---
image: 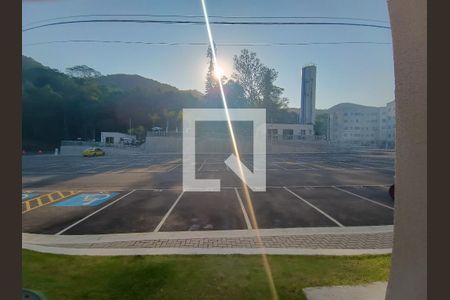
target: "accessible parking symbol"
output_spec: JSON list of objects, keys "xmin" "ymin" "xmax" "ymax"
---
[
  {"xmin": 22, "ymin": 192, "xmax": 38, "ymax": 201},
  {"xmin": 53, "ymin": 192, "xmax": 119, "ymax": 207}
]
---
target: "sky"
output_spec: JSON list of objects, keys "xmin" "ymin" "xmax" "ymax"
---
[{"xmin": 22, "ymin": 0, "xmax": 395, "ymax": 109}]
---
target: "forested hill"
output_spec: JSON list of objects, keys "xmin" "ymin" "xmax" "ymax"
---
[
  {"xmin": 21, "ymin": 56, "xmax": 204, "ymax": 150},
  {"xmin": 22, "ymin": 53, "xmax": 299, "ymax": 151}
]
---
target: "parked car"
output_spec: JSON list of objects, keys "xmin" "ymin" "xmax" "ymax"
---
[
  {"xmin": 82, "ymin": 147, "xmax": 105, "ymax": 157},
  {"xmin": 389, "ymin": 184, "xmax": 395, "ymax": 201}
]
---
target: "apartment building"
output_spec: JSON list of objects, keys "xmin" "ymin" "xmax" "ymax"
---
[{"xmin": 328, "ymin": 101, "xmax": 395, "ymax": 148}]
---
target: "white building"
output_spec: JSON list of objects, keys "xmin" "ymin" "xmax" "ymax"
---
[
  {"xmin": 379, "ymin": 100, "xmax": 396, "ymax": 148},
  {"xmin": 267, "ymin": 123, "xmax": 314, "ymax": 141},
  {"xmin": 100, "ymin": 132, "xmax": 136, "ymax": 145},
  {"xmin": 328, "ymin": 101, "xmax": 395, "ymax": 148}
]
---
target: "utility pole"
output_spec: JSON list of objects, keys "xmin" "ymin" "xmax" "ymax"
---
[
  {"xmin": 129, "ymin": 117, "xmax": 132, "ymax": 135},
  {"xmin": 327, "ymin": 113, "xmax": 331, "ymax": 142}
]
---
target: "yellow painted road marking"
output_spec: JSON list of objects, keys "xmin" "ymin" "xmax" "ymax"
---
[
  {"xmin": 48, "ymin": 193, "xmax": 55, "ymax": 202},
  {"xmin": 22, "ymin": 191, "xmax": 79, "ymax": 214}
]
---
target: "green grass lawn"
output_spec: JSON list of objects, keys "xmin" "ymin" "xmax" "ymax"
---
[{"xmin": 23, "ymin": 250, "xmax": 391, "ymax": 300}]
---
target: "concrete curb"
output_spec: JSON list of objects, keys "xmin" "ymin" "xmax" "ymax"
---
[
  {"xmin": 23, "ymin": 225, "xmax": 393, "ymax": 245},
  {"xmin": 22, "ymin": 243, "xmax": 392, "ymax": 256},
  {"xmin": 303, "ymin": 282, "xmax": 388, "ymax": 300},
  {"xmin": 22, "ymin": 226, "xmax": 393, "ymax": 256}
]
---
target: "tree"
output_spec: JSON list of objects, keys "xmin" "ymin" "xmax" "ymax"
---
[
  {"xmin": 232, "ymin": 49, "xmax": 287, "ymax": 121},
  {"xmin": 22, "ymin": 56, "xmax": 208, "ymax": 150},
  {"xmin": 260, "ymin": 67, "xmax": 286, "ymax": 122},
  {"xmin": 232, "ymin": 49, "xmax": 265, "ymax": 106},
  {"xmin": 162, "ymin": 110, "xmax": 178, "ymax": 132},
  {"xmin": 128, "ymin": 125, "xmax": 146, "ymax": 141},
  {"xmin": 314, "ymin": 113, "xmax": 330, "ymax": 137},
  {"xmin": 148, "ymin": 112, "xmax": 162, "ymax": 128},
  {"xmin": 205, "ymin": 43, "xmax": 218, "ymax": 94},
  {"xmin": 223, "ymin": 80, "xmax": 248, "ymax": 108},
  {"xmin": 66, "ymin": 65, "xmax": 102, "ymax": 78},
  {"xmin": 175, "ymin": 111, "xmax": 183, "ymax": 132}
]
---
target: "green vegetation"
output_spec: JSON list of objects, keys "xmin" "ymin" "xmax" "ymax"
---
[
  {"xmin": 314, "ymin": 113, "xmax": 330, "ymax": 137},
  {"xmin": 22, "ymin": 56, "xmax": 203, "ymax": 150},
  {"xmin": 22, "ymin": 49, "xmax": 298, "ymax": 151},
  {"xmin": 204, "ymin": 49, "xmax": 298, "ymax": 124},
  {"xmin": 23, "ymin": 250, "xmax": 391, "ymax": 300}
]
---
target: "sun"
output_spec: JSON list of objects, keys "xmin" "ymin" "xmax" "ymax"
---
[{"xmin": 213, "ymin": 64, "xmax": 225, "ymax": 79}]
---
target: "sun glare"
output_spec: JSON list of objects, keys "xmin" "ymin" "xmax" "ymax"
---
[{"xmin": 214, "ymin": 64, "xmax": 225, "ymax": 79}]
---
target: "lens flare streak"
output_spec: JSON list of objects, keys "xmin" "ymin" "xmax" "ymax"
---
[{"xmin": 200, "ymin": 1, "xmax": 279, "ymax": 299}]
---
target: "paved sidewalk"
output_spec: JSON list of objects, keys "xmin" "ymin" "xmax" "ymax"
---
[
  {"xmin": 23, "ymin": 226, "xmax": 393, "ymax": 256},
  {"xmin": 41, "ymin": 232, "xmax": 392, "ymax": 249},
  {"xmin": 303, "ymin": 282, "xmax": 387, "ymax": 300}
]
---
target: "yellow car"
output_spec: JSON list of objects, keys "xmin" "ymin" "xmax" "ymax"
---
[{"xmin": 82, "ymin": 147, "xmax": 105, "ymax": 157}]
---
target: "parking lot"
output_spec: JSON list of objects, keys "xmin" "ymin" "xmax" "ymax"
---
[{"xmin": 22, "ymin": 151, "xmax": 395, "ymax": 235}]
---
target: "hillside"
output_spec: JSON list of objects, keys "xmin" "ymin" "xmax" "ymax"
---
[
  {"xmin": 21, "ymin": 55, "xmax": 301, "ymax": 150},
  {"xmin": 96, "ymin": 74, "xmax": 204, "ymax": 100},
  {"xmin": 21, "ymin": 56, "xmax": 204, "ymax": 150},
  {"xmin": 22, "ymin": 56, "xmax": 45, "ymax": 70},
  {"xmin": 96, "ymin": 74, "xmax": 179, "ymax": 94}
]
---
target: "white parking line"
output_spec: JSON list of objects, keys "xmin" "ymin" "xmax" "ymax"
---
[
  {"xmin": 198, "ymin": 159, "xmax": 206, "ymax": 172},
  {"xmin": 332, "ymin": 186, "xmax": 394, "ymax": 210},
  {"xmin": 83, "ymin": 165, "xmax": 108, "ymax": 172},
  {"xmin": 336, "ymin": 161, "xmax": 393, "ymax": 170},
  {"xmin": 273, "ymin": 162, "xmax": 289, "ymax": 171},
  {"xmin": 272, "ymin": 162, "xmax": 318, "ymax": 171},
  {"xmin": 304, "ymin": 162, "xmax": 338, "ymax": 171},
  {"xmin": 234, "ymin": 188, "xmax": 252, "ymax": 230},
  {"xmin": 283, "ymin": 187, "xmax": 345, "ymax": 227},
  {"xmin": 167, "ymin": 164, "xmax": 181, "ymax": 172},
  {"xmin": 55, "ymin": 190, "xmax": 136, "ymax": 235},
  {"xmin": 153, "ymin": 191, "xmax": 185, "ymax": 232}
]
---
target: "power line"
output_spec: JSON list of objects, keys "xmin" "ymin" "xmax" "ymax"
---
[
  {"xmin": 24, "ymin": 13, "xmax": 389, "ymax": 27},
  {"xmin": 22, "ymin": 19, "xmax": 391, "ymax": 32},
  {"xmin": 22, "ymin": 39, "xmax": 392, "ymax": 48}
]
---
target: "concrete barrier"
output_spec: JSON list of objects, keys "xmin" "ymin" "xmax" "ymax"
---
[
  {"xmin": 60, "ymin": 145, "xmax": 145, "ymax": 156},
  {"xmin": 143, "ymin": 136, "xmax": 364, "ymax": 154},
  {"xmin": 61, "ymin": 138, "xmax": 385, "ymax": 156}
]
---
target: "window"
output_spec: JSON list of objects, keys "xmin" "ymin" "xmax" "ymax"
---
[{"xmin": 283, "ymin": 129, "xmax": 294, "ymax": 140}]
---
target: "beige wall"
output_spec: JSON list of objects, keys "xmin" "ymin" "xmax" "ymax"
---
[
  {"xmin": 385, "ymin": 0, "xmax": 427, "ymax": 299},
  {"xmin": 143, "ymin": 136, "xmax": 349, "ymax": 154},
  {"xmin": 267, "ymin": 123, "xmax": 314, "ymax": 136}
]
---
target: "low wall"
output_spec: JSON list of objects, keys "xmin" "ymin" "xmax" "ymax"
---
[
  {"xmin": 60, "ymin": 138, "xmax": 384, "ymax": 156},
  {"xmin": 143, "ymin": 136, "xmax": 359, "ymax": 154},
  {"xmin": 141, "ymin": 137, "xmax": 182, "ymax": 154},
  {"xmin": 59, "ymin": 145, "xmax": 145, "ymax": 156}
]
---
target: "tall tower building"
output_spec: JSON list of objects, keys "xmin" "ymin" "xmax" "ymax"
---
[{"xmin": 299, "ymin": 65, "xmax": 317, "ymax": 124}]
